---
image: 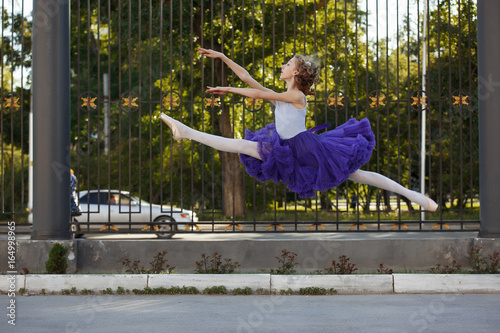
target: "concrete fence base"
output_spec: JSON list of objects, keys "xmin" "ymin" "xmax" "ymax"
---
[
  {"xmin": 2, "ymin": 274, "xmax": 500, "ymax": 295},
  {"xmin": 2, "ymin": 233, "xmax": 499, "ymax": 275}
]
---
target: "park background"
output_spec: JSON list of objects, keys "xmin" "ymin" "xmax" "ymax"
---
[{"xmin": 1, "ymin": 0, "xmax": 478, "ymax": 232}]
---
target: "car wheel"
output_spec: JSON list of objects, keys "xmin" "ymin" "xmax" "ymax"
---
[
  {"xmin": 72, "ymin": 218, "xmax": 84, "ymax": 239},
  {"xmin": 153, "ymin": 216, "xmax": 177, "ymax": 238}
]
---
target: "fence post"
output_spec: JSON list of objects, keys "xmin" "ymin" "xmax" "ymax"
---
[
  {"xmin": 478, "ymin": 0, "xmax": 500, "ymax": 238},
  {"xmin": 31, "ymin": 0, "xmax": 72, "ymax": 240}
]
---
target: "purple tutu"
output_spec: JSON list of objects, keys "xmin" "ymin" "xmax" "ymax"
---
[{"xmin": 239, "ymin": 118, "xmax": 376, "ymax": 198}]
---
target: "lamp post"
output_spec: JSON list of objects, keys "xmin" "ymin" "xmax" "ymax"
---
[{"xmin": 31, "ymin": 0, "xmax": 72, "ymax": 239}]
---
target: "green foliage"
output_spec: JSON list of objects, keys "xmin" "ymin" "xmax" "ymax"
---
[
  {"xmin": 80, "ymin": 289, "xmax": 94, "ymax": 295},
  {"xmin": 299, "ymin": 287, "xmax": 337, "ymax": 295},
  {"xmin": 271, "ymin": 249, "xmax": 298, "ymax": 275},
  {"xmin": 60, "ymin": 288, "xmax": 79, "ymax": 295},
  {"xmin": 468, "ymin": 245, "xmax": 500, "ymax": 274},
  {"xmin": 45, "ymin": 243, "xmax": 69, "ymax": 274},
  {"xmin": 131, "ymin": 286, "xmax": 200, "ymax": 295},
  {"xmin": 0, "ymin": 144, "xmax": 29, "ymax": 220},
  {"xmin": 194, "ymin": 252, "xmax": 241, "ymax": 274},
  {"xmin": 67, "ymin": 0, "xmax": 373, "ymax": 214},
  {"xmin": 2, "ymin": 1, "xmax": 478, "ymax": 219},
  {"xmin": 204, "ymin": 286, "xmax": 227, "ymax": 295},
  {"xmin": 255, "ymin": 288, "xmax": 269, "ymax": 295},
  {"xmin": 100, "ymin": 288, "xmax": 113, "ymax": 295},
  {"xmin": 278, "ymin": 288, "xmax": 293, "ymax": 295},
  {"xmin": 232, "ymin": 287, "xmax": 253, "ymax": 295}
]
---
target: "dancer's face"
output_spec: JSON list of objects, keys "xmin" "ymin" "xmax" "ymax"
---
[{"xmin": 280, "ymin": 57, "xmax": 298, "ymax": 81}]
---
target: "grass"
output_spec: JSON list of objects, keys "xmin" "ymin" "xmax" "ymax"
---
[
  {"xmin": 196, "ymin": 208, "xmax": 480, "ymax": 233},
  {"xmin": 197, "ymin": 199, "xmax": 479, "ymax": 223}
]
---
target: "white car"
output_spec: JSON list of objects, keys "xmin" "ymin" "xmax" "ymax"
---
[{"xmin": 75, "ymin": 190, "xmax": 198, "ymax": 238}]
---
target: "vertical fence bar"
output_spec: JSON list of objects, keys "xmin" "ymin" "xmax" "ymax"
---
[{"xmin": 32, "ymin": 0, "xmax": 71, "ymax": 239}]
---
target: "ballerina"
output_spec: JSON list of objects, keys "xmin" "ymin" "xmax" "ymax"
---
[{"xmin": 160, "ymin": 47, "xmax": 438, "ymax": 211}]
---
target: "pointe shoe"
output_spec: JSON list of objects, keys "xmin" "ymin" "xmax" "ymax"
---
[
  {"xmin": 422, "ymin": 196, "xmax": 438, "ymax": 212},
  {"xmin": 160, "ymin": 113, "xmax": 183, "ymax": 141}
]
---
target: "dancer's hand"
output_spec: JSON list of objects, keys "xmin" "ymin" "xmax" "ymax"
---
[
  {"xmin": 206, "ymin": 86, "xmax": 230, "ymax": 95},
  {"xmin": 198, "ymin": 47, "xmax": 224, "ymax": 59}
]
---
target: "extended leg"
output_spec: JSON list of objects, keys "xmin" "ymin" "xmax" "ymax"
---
[
  {"xmin": 160, "ymin": 113, "xmax": 262, "ymax": 160},
  {"xmin": 348, "ymin": 169, "xmax": 438, "ymax": 211}
]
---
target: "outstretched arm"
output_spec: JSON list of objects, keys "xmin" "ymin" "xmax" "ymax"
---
[
  {"xmin": 198, "ymin": 48, "xmax": 273, "ymax": 95},
  {"xmin": 206, "ymin": 86, "xmax": 304, "ymax": 107}
]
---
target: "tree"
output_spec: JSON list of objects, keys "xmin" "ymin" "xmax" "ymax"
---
[{"xmin": 1, "ymin": 9, "xmax": 31, "ymax": 218}]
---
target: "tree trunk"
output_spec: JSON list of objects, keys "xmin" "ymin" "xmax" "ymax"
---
[
  {"xmin": 194, "ymin": 9, "xmax": 246, "ymax": 217},
  {"xmin": 218, "ymin": 106, "xmax": 245, "ymax": 217}
]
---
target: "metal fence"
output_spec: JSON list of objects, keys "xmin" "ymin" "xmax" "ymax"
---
[{"xmin": 1, "ymin": 0, "xmax": 479, "ymax": 235}]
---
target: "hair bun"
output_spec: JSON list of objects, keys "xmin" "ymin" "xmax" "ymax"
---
[{"xmin": 293, "ymin": 55, "xmax": 320, "ymax": 96}]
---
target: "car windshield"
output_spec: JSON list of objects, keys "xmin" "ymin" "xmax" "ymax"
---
[{"xmin": 131, "ymin": 195, "xmax": 150, "ymax": 205}]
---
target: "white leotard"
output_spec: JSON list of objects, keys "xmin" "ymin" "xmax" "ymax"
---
[{"xmin": 275, "ymin": 101, "xmax": 307, "ymax": 139}]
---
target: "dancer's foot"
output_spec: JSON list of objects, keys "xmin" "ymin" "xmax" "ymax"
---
[
  {"xmin": 160, "ymin": 113, "xmax": 183, "ymax": 141},
  {"xmin": 421, "ymin": 196, "xmax": 438, "ymax": 212}
]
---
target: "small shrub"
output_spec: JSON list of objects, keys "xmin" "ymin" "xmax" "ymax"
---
[
  {"xmin": 122, "ymin": 258, "xmax": 144, "ymax": 274},
  {"xmin": 271, "ymin": 249, "xmax": 298, "ymax": 275},
  {"xmin": 40, "ymin": 289, "xmax": 46, "ymax": 295},
  {"xmin": 468, "ymin": 245, "xmax": 500, "ymax": 274},
  {"xmin": 430, "ymin": 260, "xmax": 462, "ymax": 274},
  {"xmin": 204, "ymin": 286, "xmax": 227, "ymax": 295},
  {"xmin": 122, "ymin": 251, "xmax": 175, "ymax": 274},
  {"xmin": 177, "ymin": 286, "xmax": 199, "ymax": 295},
  {"xmin": 101, "ymin": 288, "xmax": 113, "ymax": 295},
  {"xmin": 131, "ymin": 286, "xmax": 199, "ymax": 295},
  {"xmin": 299, "ymin": 287, "xmax": 337, "ymax": 295},
  {"xmin": 377, "ymin": 263, "xmax": 394, "ymax": 274},
  {"xmin": 140, "ymin": 287, "xmax": 154, "ymax": 295},
  {"xmin": 116, "ymin": 286, "xmax": 125, "ymax": 294},
  {"xmin": 80, "ymin": 289, "xmax": 94, "ymax": 295},
  {"xmin": 148, "ymin": 251, "xmax": 175, "ymax": 274},
  {"xmin": 278, "ymin": 288, "xmax": 293, "ymax": 295},
  {"xmin": 321, "ymin": 255, "xmax": 358, "ymax": 275},
  {"xmin": 255, "ymin": 288, "xmax": 268, "ymax": 295},
  {"xmin": 194, "ymin": 252, "xmax": 240, "ymax": 274},
  {"xmin": 18, "ymin": 288, "xmax": 26, "ymax": 294},
  {"xmin": 61, "ymin": 289, "xmax": 71, "ymax": 295},
  {"xmin": 233, "ymin": 287, "xmax": 253, "ymax": 295},
  {"xmin": 150, "ymin": 287, "xmax": 168, "ymax": 294},
  {"xmin": 70, "ymin": 287, "xmax": 78, "ymax": 294},
  {"xmin": 45, "ymin": 243, "xmax": 69, "ymax": 274}
]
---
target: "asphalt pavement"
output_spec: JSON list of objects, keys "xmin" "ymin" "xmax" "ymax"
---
[{"xmin": 1, "ymin": 294, "xmax": 499, "ymax": 333}]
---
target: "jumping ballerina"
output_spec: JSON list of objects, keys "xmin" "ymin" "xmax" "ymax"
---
[{"xmin": 160, "ymin": 48, "xmax": 438, "ymax": 211}]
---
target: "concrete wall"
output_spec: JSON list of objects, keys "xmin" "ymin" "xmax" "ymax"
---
[{"xmin": 2, "ymin": 235, "xmax": 498, "ymax": 274}]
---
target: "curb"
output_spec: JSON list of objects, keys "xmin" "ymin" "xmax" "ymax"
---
[
  {"xmin": 2, "ymin": 274, "xmax": 500, "ymax": 294},
  {"xmin": 271, "ymin": 275, "xmax": 393, "ymax": 294},
  {"xmin": 148, "ymin": 274, "xmax": 270, "ymax": 292},
  {"xmin": 393, "ymin": 274, "xmax": 500, "ymax": 294}
]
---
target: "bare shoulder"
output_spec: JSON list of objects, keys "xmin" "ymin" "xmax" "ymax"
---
[{"xmin": 290, "ymin": 90, "xmax": 307, "ymax": 109}]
